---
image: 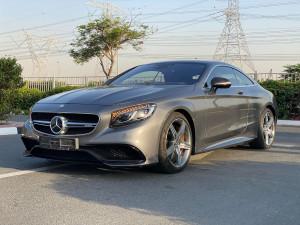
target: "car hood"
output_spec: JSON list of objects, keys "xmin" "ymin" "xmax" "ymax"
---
[{"xmin": 37, "ymin": 85, "xmax": 184, "ymax": 106}]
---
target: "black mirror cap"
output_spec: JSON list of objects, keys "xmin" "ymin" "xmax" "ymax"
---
[{"xmin": 210, "ymin": 77, "xmax": 231, "ymax": 91}]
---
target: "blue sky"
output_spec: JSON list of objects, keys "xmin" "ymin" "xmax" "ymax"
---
[{"xmin": 1, "ymin": 0, "xmax": 300, "ymax": 76}]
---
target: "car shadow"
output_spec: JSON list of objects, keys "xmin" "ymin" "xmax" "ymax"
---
[{"xmin": 42, "ymin": 150, "xmax": 300, "ymax": 225}]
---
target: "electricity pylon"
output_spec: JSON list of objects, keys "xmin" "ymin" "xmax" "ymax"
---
[
  {"xmin": 213, "ymin": 0, "xmax": 255, "ymax": 72},
  {"xmin": 10, "ymin": 29, "xmax": 66, "ymax": 77},
  {"xmin": 85, "ymin": 0, "xmax": 126, "ymax": 20}
]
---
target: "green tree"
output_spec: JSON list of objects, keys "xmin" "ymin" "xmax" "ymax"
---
[
  {"xmin": 0, "ymin": 57, "xmax": 24, "ymax": 89},
  {"xmin": 282, "ymin": 64, "xmax": 300, "ymax": 81},
  {"xmin": 0, "ymin": 57, "xmax": 24, "ymax": 120},
  {"xmin": 70, "ymin": 14, "xmax": 155, "ymax": 79}
]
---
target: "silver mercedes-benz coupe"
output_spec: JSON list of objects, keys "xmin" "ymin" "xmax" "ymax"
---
[{"xmin": 21, "ymin": 60, "xmax": 277, "ymax": 173}]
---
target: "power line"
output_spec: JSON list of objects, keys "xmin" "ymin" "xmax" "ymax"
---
[{"xmin": 0, "ymin": 16, "xmax": 88, "ymax": 36}]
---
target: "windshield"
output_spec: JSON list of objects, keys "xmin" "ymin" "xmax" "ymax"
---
[{"xmin": 110, "ymin": 62, "xmax": 206, "ymax": 85}]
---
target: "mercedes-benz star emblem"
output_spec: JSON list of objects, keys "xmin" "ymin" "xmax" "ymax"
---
[{"xmin": 50, "ymin": 116, "xmax": 67, "ymax": 135}]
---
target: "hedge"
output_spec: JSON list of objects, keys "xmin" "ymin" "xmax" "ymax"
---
[
  {"xmin": 1, "ymin": 81, "xmax": 300, "ymax": 120},
  {"xmin": 259, "ymin": 80, "xmax": 300, "ymax": 120},
  {"xmin": 0, "ymin": 86, "xmax": 84, "ymax": 117}
]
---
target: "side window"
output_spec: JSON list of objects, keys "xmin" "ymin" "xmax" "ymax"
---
[
  {"xmin": 206, "ymin": 67, "xmax": 238, "ymax": 87},
  {"xmin": 233, "ymin": 69, "xmax": 254, "ymax": 86}
]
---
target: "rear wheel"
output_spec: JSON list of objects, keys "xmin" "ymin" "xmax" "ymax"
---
[
  {"xmin": 157, "ymin": 112, "xmax": 193, "ymax": 173},
  {"xmin": 250, "ymin": 108, "xmax": 275, "ymax": 149}
]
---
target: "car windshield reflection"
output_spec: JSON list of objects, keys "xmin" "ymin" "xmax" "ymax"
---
[{"xmin": 110, "ymin": 62, "xmax": 206, "ymax": 86}]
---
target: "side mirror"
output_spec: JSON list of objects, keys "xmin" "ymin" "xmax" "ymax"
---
[
  {"xmin": 103, "ymin": 78, "xmax": 112, "ymax": 85},
  {"xmin": 210, "ymin": 77, "xmax": 231, "ymax": 92}
]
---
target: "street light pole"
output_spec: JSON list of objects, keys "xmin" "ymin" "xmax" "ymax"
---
[{"xmin": 57, "ymin": 61, "xmax": 60, "ymax": 76}]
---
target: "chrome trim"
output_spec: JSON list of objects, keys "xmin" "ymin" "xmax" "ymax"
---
[
  {"xmin": 31, "ymin": 112, "xmax": 100, "ymax": 136},
  {"xmin": 65, "ymin": 122, "xmax": 97, "ymax": 128},
  {"xmin": 33, "ymin": 120, "xmax": 51, "ymax": 125},
  {"xmin": 33, "ymin": 120, "xmax": 97, "ymax": 128}
]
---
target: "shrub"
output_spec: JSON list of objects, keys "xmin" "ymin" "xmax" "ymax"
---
[
  {"xmin": 0, "ymin": 57, "xmax": 24, "ymax": 89},
  {"xmin": 6, "ymin": 86, "xmax": 84, "ymax": 114},
  {"xmin": 11, "ymin": 87, "xmax": 44, "ymax": 111},
  {"xmin": 0, "ymin": 89, "xmax": 12, "ymax": 120},
  {"xmin": 87, "ymin": 80, "xmax": 104, "ymax": 86},
  {"xmin": 259, "ymin": 80, "xmax": 300, "ymax": 120},
  {"xmin": 44, "ymin": 86, "xmax": 84, "ymax": 97}
]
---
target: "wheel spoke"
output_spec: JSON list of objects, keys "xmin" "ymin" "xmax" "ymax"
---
[
  {"xmin": 177, "ymin": 122, "xmax": 186, "ymax": 141},
  {"xmin": 264, "ymin": 114, "xmax": 268, "ymax": 124},
  {"xmin": 269, "ymin": 131, "xmax": 274, "ymax": 138},
  {"xmin": 179, "ymin": 141, "xmax": 191, "ymax": 150},
  {"xmin": 264, "ymin": 131, "xmax": 269, "ymax": 144},
  {"xmin": 166, "ymin": 145, "xmax": 176, "ymax": 156},
  {"xmin": 169, "ymin": 124, "xmax": 177, "ymax": 139},
  {"xmin": 267, "ymin": 117, "xmax": 273, "ymax": 127},
  {"xmin": 176, "ymin": 148, "xmax": 182, "ymax": 166}
]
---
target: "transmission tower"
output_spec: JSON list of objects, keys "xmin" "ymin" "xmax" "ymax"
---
[
  {"xmin": 85, "ymin": 0, "xmax": 126, "ymax": 20},
  {"xmin": 10, "ymin": 29, "xmax": 66, "ymax": 77},
  {"xmin": 213, "ymin": 0, "xmax": 255, "ymax": 72}
]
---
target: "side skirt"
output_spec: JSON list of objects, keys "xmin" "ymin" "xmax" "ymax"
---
[{"xmin": 195, "ymin": 136, "xmax": 254, "ymax": 153}]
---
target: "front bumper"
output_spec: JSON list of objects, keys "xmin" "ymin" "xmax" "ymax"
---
[
  {"xmin": 21, "ymin": 101, "xmax": 168, "ymax": 166},
  {"xmin": 22, "ymin": 136, "xmax": 146, "ymax": 167}
]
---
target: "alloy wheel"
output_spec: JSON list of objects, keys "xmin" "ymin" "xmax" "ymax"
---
[
  {"xmin": 165, "ymin": 118, "xmax": 192, "ymax": 168},
  {"xmin": 262, "ymin": 111, "xmax": 275, "ymax": 146}
]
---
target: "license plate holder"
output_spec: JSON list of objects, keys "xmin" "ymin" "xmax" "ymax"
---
[{"xmin": 39, "ymin": 136, "xmax": 79, "ymax": 151}]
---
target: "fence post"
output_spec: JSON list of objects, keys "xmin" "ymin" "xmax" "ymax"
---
[
  {"xmin": 254, "ymin": 71, "xmax": 258, "ymax": 81},
  {"xmin": 84, "ymin": 75, "xmax": 87, "ymax": 86},
  {"xmin": 52, "ymin": 74, "xmax": 56, "ymax": 89}
]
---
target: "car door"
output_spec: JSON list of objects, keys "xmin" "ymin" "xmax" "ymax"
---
[
  {"xmin": 233, "ymin": 69, "xmax": 256, "ymax": 129},
  {"xmin": 204, "ymin": 66, "xmax": 247, "ymax": 144}
]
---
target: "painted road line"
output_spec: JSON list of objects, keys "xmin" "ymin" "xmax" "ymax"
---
[
  {"xmin": 0, "ymin": 127, "xmax": 18, "ymax": 136},
  {"xmin": 0, "ymin": 163, "xmax": 73, "ymax": 179}
]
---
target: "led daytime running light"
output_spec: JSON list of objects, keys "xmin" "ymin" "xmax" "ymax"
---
[{"xmin": 111, "ymin": 103, "xmax": 150, "ymax": 120}]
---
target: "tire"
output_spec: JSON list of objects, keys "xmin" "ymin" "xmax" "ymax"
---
[
  {"xmin": 249, "ymin": 108, "xmax": 276, "ymax": 149},
  {"xmin": 157, "ymin": 112, "xmax": 193, "ymax": 173}
]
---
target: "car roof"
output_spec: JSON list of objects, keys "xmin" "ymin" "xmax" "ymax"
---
[
  {"xmin": 143, "ymin": 60, "xmax": 249, "ymax": 73},
  {"xmin": 143, "ymin": 60, "xmax": 232, "ymax": 67}
]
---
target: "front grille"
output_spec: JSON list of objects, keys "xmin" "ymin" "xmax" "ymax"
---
[
  {"xmin": 30, "ymin": 147, "xmax": 100, "ymax": 163},
  {"xmin": 32, "ymin": 112, "xmax": 99, "ymax": 135}
]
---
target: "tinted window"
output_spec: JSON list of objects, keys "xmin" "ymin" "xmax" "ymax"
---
[
  {"xmin": 206, "ymin": 66, "xmax": 238, "ymax": 87},
  {"xmin": 233, "ymin": 69, "xmax": 254, "ymax": 86},
  {"xmin": 110, "ymin": 63, "xmax": 206, "ymax": 85}
]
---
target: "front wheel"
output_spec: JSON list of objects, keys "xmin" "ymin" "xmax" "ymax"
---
[
  {"xmin": 157, "ymin": 112, "xmax": 193, "ymax": 173},
  {"xmin": 250, "ymin": 108, "xmax": 276, "ymax": 149}
]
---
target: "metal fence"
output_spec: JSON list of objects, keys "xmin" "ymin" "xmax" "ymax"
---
[
  {"xmin": 248, "ymin": 73, "xmax": 300, "ymax": 82},
  {"xmin": 23, "ymin": 76, "xmax": 108, "ymax": 92},
  {"xmin": 23, "ymin": 73, "xmax": 299, "ymax": 92}
]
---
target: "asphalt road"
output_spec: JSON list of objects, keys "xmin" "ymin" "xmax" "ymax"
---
[{"xmin": 0, "ymin": 126, "xmax": 299, "ymax": 225}]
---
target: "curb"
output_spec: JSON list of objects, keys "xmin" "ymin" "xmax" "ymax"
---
[
  {"xmin": 0, "ymin": 126, "xmax": 23, "ymax": 135},
  {"xmin": 0, "ymin": 122, "xmax": 24, "ymax": 136},
  {"xmin": 277, "ymin": 120, "xmax": 300, "ymax": 126},
  {"xmin": 0, "ymin": 120, "xmax": 299, "ymax": 136}
]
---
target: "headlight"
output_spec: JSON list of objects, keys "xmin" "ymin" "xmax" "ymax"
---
[
  {"xmin": 110, "ymin": 103, "xmax": 156, "ymax": 127},
  {"xmin": 28, "ymin": 106, "xmax": 33, "ymax": 124}
]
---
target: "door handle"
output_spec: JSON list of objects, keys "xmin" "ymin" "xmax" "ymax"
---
[{"xmin": 236, "ymin": 90, "xmax": 243, "ymax": 95}]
